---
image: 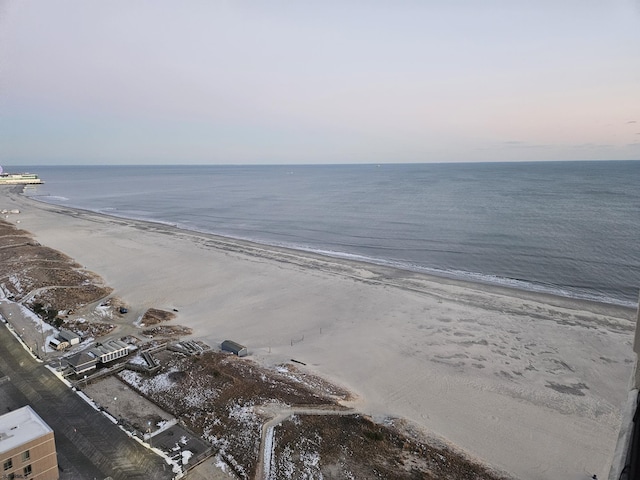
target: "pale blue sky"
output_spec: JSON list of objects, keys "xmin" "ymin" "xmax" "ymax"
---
[{"xmin": 1, "ymin": 0, "xmax": 639, "ymax": 165}]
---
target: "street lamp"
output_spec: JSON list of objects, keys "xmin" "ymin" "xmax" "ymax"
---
[{"xmin": 38, "ymin": 322, "xmax": 46, "ymax": 360}]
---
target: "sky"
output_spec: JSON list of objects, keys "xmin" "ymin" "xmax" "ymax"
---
[{"xmin": 1, "ymin": 1, "xmax": 639, "ymax": 165}]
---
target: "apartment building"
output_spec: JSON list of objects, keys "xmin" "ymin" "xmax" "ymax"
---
[{"xmin": 0, "ymin": 406, "xmax": 58, "ymax": 480}]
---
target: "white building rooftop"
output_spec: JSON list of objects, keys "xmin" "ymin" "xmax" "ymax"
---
[{"xmin": 0, "ymin": 405, "xmax": 52, "ymax": 454}]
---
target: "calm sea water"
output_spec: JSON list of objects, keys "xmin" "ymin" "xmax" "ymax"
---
[{"xmin": 13, "ymin": 162, "xmax": 640, "ymax": 307}]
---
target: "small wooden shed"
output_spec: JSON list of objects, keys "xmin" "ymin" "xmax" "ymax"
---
[
  {"xmin": 49, "ymin": 338, "xmax": 69, "ymax": 351},
  {"xmin": 221, "ymin": 340, "xmax": 247, "ymax": 357}
]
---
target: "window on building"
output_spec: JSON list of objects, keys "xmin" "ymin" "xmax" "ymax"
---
[
  {"xmin": 22, "ymin": 450, "xmax": 30, "ymax": 461},
  {"xmin": 23, "ymin": 464, "xmax": 32, "ymax": 476},
  {"xmin": 3, "ymin": 458, "xmax": 12, "ymax": 470}
]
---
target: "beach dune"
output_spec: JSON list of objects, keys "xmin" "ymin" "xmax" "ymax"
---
[{"xmin": 3, "ymin": 189, "xmax": 636, "ymax": 480}]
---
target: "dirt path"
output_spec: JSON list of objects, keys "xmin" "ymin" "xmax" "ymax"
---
[{"xmin": 254, "ymin": 405, "xmax": 355, "ymax": 480}]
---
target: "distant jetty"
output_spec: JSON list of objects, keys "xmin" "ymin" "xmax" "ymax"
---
[{"xmin": 0, "ymin": 165, "xmax": 43, "ymax": 184}]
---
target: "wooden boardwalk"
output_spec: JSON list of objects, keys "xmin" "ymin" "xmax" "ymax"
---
[{"xmin": 0, "ymin": 321, "xmax": 174, "ymax": 480}]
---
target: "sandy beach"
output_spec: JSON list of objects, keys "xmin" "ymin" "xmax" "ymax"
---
[{"xmin": 2, "ymin": 188, "xmax": 636, "ymax": 480}]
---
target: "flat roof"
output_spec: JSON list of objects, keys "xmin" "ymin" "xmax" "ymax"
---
[
  {"xmin": 90, "ymin": 340, "xmax": 130, "ymax": 356},
  {"xmin": 0, "ymin": 406, "xmax": 53, "ymax": 454}
]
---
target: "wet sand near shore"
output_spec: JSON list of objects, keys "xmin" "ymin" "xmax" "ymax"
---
[{"xmin": 1, "ymin": 187, "xmax": 636, "ymax": 480}]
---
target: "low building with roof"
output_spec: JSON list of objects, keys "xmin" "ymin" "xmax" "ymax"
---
[
  {"xmin": 221, "ymin": 340, "xmax": 247, "ymax": 357},
  {"xmin": 0, "ymin": 405, "xmax": 58, "ymax": 480},
  {"xmin": 48, "ymin": 338, "xmax": 69, "ymax": 351},
  {"xmin": 58, "ymin": 329, "xmax": 80, "ymax": 346},
  {"xmin": 89, "ymin": 339, "xmax": 130, "ymax": 364},
  {"xmin": 65, "ymin": 351, "xmax": 97, "ymax": 375}
]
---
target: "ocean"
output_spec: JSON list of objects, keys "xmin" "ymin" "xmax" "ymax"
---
[{"xmin": 14, "ymin": 161, "xmax": 640, "ymax": 307}]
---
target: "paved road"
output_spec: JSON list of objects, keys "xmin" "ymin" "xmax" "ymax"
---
[{"xmin": 0, "ymin": 322, "xmax": 174, "ymax": 480}]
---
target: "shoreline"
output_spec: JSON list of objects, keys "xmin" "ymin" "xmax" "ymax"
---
[
  {"xmin": 2, "ymin": 187, "xmax": 637, "ymax": 479},
  {"xmin": 18, "ymin": 188, "xmax": 637, "ymax": 317}
]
